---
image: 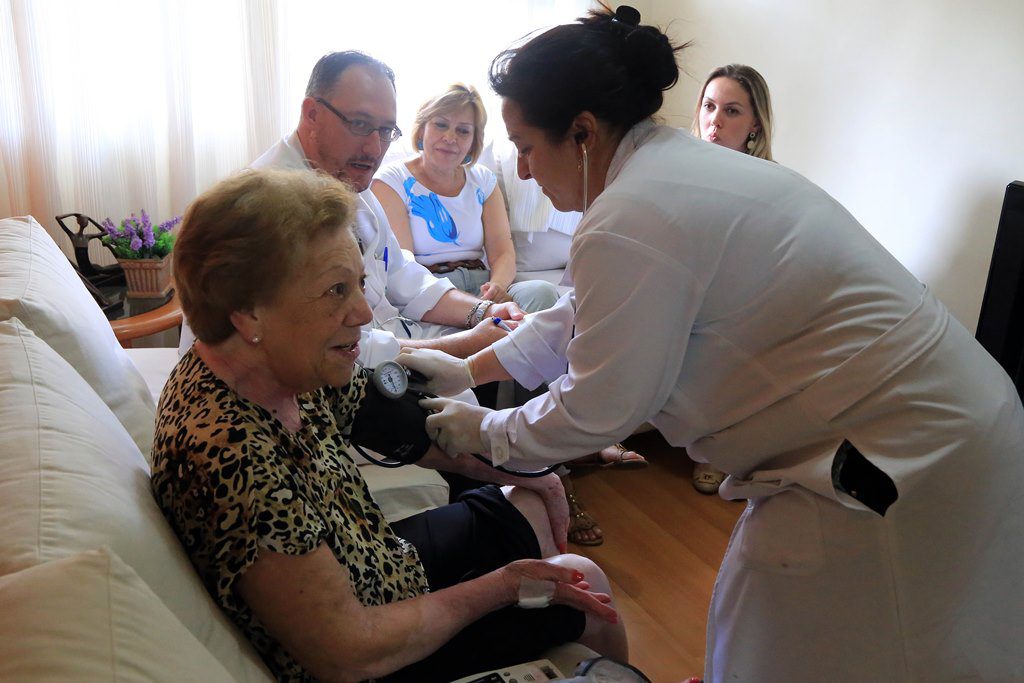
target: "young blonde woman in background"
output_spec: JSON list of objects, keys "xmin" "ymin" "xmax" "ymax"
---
[{"xmin": 689, "ymin": 63, "xmax": 774, "ymax": 494}]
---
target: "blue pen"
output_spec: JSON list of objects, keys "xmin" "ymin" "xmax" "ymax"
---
[
  {"xmin": 492, "ymin": 316, "xmax": 514, "ymax": 332},
  {"xmin": 382, "ymin": 246, "xmax": 389, "ymax": 270}
]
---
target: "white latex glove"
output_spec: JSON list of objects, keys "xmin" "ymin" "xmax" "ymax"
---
[
  {"xmin": 396, "ymin": 347, "xmax": 475, "ymax": 397},
  {"xmin": 420, "ymin": 396, "xmax": 491, "ymax": 456}
]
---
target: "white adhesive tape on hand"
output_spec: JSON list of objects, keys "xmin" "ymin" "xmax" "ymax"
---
[{"xmin": 517, "ymin": 577, "xmax": 555, "ymax": 609}]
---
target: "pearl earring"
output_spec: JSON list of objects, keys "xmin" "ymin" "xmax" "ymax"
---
[
  {"xmin": 251, "ymin": 335, "xmax": 261, "ymax": 344},
  {"xmin": 746, "ymin": 131, "xmax": 757, "ymax": 151}
]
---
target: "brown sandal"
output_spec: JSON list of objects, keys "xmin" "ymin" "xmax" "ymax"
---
[
  {"xmin": 567, "ymin": 442, "xmax": 649, "ymax": 471},
  {"xmin": 563, "ymin": 479, "xmax": 604, "ymax": 546}
]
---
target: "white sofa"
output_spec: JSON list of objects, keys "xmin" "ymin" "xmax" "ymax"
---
[
  {"xmin": 0, "ymin": 216, "xmax": 275, "ymax": 681},
  {"xmin": 0, "ymin": 215, "xmax": 591, "ymax": 681},
  {"xmin": 0, "ymin": 216, "xmax": 446, "ymax": 680}
]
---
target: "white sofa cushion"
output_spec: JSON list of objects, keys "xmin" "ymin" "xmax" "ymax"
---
[
  {"xmin": 360, "ymin": 462, "xmax": 452, "ymax": 523},
  {"xmin": 0, "ymin": 215, "xmax": 156, "ymax": 454},
  {"xmin": 512, "ymin": 230, "xmax": 572, "ymax": 274},
  {"xmin": 0, "ymin": 318, "xmax": 273, "ymax": 683},
  {"xmin": 126, "ymin": 346, "xmax": 181, "ymax": 404},
  {"xmin": 0, "ymin": 547, "xmax": 237, "ymax": 682}
]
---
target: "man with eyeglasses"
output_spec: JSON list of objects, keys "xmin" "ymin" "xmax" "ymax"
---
[{"xmin": 246, "ymin": 50, "xmax": 524, "ymax": 366}]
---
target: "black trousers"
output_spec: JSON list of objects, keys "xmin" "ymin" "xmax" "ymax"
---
[{"xmin": 382, "ymin": 485, "xmax": 586, "ymax": 683}]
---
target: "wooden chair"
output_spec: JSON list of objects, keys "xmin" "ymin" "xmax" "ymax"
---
[{"xmin": 109, "ymin": 292, "xmax": 182, "ymax": 349}]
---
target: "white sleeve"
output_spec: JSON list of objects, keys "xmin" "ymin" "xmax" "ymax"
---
[
  {"xmin": 491, "ymin": 291, "xmax": 576, "ymax": 389},
  {"xmin": 473, "ymin": 164, "xmax": 498, "ymax": 200},
  {"xmin": 482, "ymin": 199, "xmax": 702, "ymax": 468},
  {"xmin": 361, "ymin": 191, "xmax": 454, "ymax": 320},
  {"xmin": 357, "ymin": 328, "xmax": 402, "ymax": 366},
  {"xmin": 375, "ymin": 162, "xmax": 409, "ymax": 200},
  {"xmin": 383, "ymin": 228, "xmax": 454, "ymax": 320}
]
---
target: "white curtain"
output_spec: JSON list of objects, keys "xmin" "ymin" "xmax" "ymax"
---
[{"xmin": 0, "ymin": 0, "xmax": 591, "ymax": 263}]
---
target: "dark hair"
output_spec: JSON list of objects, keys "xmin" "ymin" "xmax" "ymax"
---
[
  {"xmin": 489, "ymin": 4, "xmax": 686, "ymax": 139},
  {"xmin": 174, "ymin": 169, "xmax": 357, "ymax": 343},
  {"xmin": 305, "ymin": 51, "xmax": 396, "ymax": 99}
]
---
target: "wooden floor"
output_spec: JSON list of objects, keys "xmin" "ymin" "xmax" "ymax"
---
[{"xmin": 570, "ymin": 431, "xmax": 744, "ymax": 682}]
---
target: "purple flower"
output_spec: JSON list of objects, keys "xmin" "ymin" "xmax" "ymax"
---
[
  {"xmin": 140, "ymin": 212, "xmax": 156, "ymax": 248},
  {"xmin": 102, "ymin": 209, "xmax": 180, "ymax": 258},
  {"xmin": 157, "ymin": 216, "xmax": 182, "ymax": 233},
  {"xmin": 101, "ymin": 218, "xmax": 118, "ymax": 238}
]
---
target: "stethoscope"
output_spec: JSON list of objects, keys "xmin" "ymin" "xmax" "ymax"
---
[{"xmin": 353, "ymin": 360, "xmax": 558, "ymax": 478}]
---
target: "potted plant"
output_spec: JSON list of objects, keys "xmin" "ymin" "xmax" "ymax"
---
[{"xmin": 100, "ymin": 210, "xmax": 181, "ymax": 298}]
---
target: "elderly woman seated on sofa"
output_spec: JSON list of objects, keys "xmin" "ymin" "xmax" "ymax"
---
[{"xmin": 149, "ymin": 168, "xmax": 627, "ymax": 683}]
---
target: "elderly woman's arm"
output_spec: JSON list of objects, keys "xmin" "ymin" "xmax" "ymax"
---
[
  {"xmin": 236, "ymin": 544, "xmax": 614, "ymax": 683},
  {"xmin": 418, "ymin": 447, "xmax": 569, "ymax": 553},
  {"xmin": 479, "ymin": 187, "xmax": 516, "ymax": 304}
]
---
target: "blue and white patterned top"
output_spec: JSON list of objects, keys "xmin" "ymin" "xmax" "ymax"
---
[{"xmin": 375, "ymin": 161, "xmax": 497, "ymax": 267}]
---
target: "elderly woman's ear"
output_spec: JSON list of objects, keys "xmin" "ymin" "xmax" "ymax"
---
[{"xmin": 229, "ymin": 308, "xmax": 262, "ymax": 345}]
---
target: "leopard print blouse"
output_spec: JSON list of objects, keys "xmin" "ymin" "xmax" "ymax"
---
[{"xmin": 151, "ymin": 350, "xmax": 429, "ymax": 682}]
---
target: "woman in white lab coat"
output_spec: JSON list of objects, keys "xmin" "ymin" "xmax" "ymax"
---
[{"xmin": 399, "ymin": 5, "xmax": 1024, "ymax": 681}]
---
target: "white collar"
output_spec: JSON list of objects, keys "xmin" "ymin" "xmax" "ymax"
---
[
  {"xmin": 605, "ymin": 118, "xmax": 658, "ymax": 186},
  {"xmin": 285, "ymin": 130, "xmax": 314, "ymax": 170}
]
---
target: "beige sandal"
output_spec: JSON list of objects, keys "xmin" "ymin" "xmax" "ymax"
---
[{"xmin": 692, "ymin": 462, "xmax": 726, "ymax": 495}]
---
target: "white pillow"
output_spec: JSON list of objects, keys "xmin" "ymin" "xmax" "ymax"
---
[
  {"xmin": 513, "ymin": 230, "xmax": 572, "ymax": 273},
  {"xmin": 125, "ymin": 346, "xmax": 181, "ymax": 405},
  {"xmin": 0, "ymin": 215, "xmax": 156, "ymax": 454},
  {"xmin": 0, "ymin": 547, "xmax": 237, "ymax": 683},
  {"xmin": 360, "ymin": 462, "xmax": 451, "ymax": 523},
  {"xmin": 0, "ymin": 318, "xmax": 273, "ymax": 683}
]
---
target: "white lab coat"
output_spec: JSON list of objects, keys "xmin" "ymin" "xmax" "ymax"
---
[
  {"xmin": 178, "ymin": 132, "xmax": 460, "ymax": 365},
  {"xmin": 482, "ymin": 121, "xmax": 1024, "ymax": 681}
]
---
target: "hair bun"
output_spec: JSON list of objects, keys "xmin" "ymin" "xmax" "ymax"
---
[
  {"xmin": 623, "ymin": 26, "xmax": 678, "ymax": 92},
  {"xmin": 613, "ymin": 5, "xmax": 641, "ymax": 26},
  {"xmin": 489, "ymin": 7, "xmax": 687, "ymax": 136}
]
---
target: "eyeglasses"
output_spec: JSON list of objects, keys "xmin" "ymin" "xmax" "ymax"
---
[{"xmin": 314, "ymin": 97, "xmax": 402, "ymax": 142}]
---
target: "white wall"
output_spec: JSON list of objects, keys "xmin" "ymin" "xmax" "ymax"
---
[{"xmin": 647, "ymin": 0, "xmax": 1024, "ymax": 331}]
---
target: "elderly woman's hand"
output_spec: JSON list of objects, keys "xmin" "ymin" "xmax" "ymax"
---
[{"xmin": 499, "ymin": 558, "xmax": 618, "ymax": 623}]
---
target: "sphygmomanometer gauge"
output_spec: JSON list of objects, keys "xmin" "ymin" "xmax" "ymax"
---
[{"xmin": 372, "ymin": 360, "xmax": 410, "ymax": 399}]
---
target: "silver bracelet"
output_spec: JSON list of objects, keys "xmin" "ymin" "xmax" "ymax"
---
[
  {"xmin": 473, "ymin": 299, "xmax": 494, "ymax": 327},
  {"xmin": 466, "ymin": 299, "xmax": 494, "ymax": 328},
  {"xmin": 465, "ymin": 302, "xmax": 480, "ymax": 328}
]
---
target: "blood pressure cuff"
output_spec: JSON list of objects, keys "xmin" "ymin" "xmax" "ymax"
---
[{"xmin": 345, "ymin": 367, "xmax": 432, "ymax": 465}]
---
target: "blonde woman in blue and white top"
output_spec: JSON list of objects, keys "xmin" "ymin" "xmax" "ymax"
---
[{"xmin": 372, "ymin": 83, "xmax": 559, "ymax": 314}]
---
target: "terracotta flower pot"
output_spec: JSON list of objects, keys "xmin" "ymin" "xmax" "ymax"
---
[{"xmin": 117, "ymin": 255, "xmax": 172, "ymax": 298}]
